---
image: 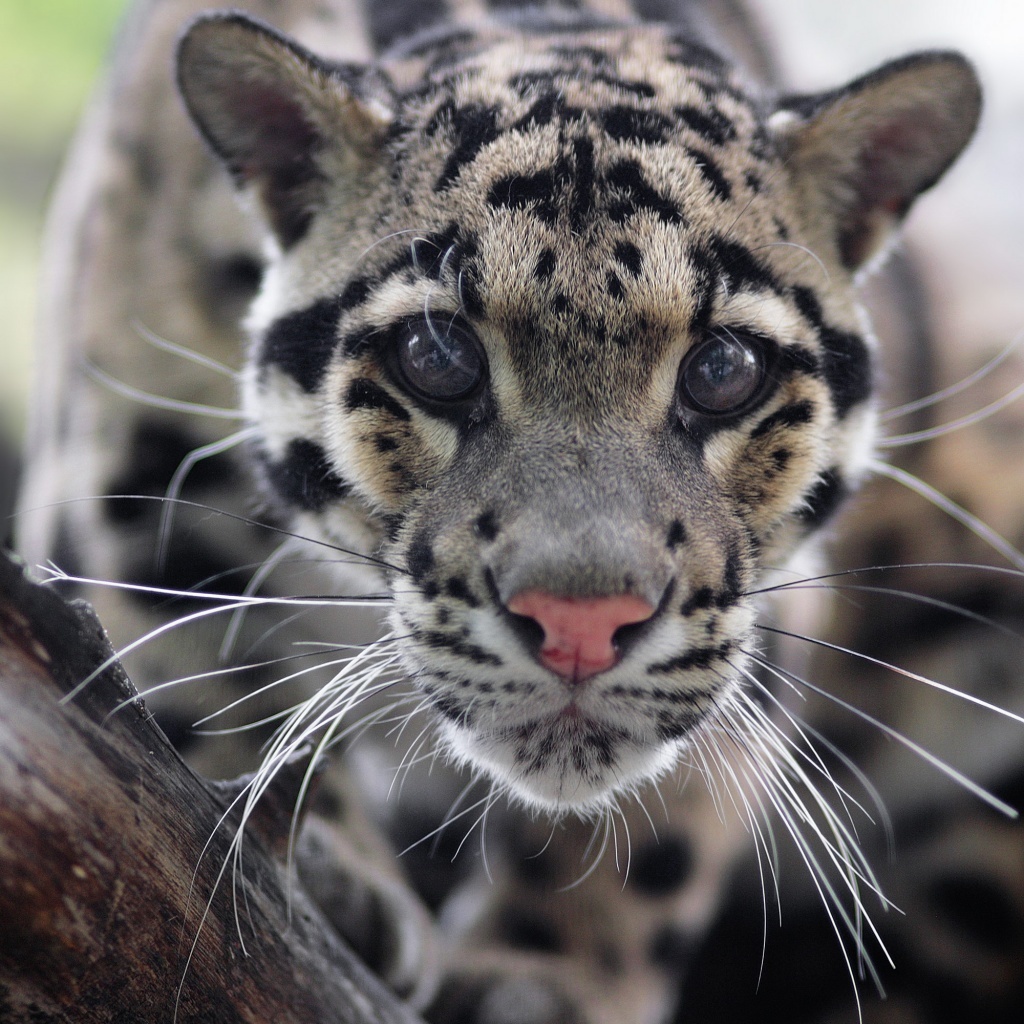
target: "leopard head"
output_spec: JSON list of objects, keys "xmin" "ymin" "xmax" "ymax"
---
[{"xmin": 177, "ymin": 11, "xmax": 979, "ymax": 812}]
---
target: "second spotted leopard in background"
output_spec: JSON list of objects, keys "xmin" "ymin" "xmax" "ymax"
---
[{"xmin": 17, "ymin": 0, "xmax": 1024, "ymax": 1021}]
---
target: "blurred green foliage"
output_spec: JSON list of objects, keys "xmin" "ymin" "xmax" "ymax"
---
[
  {"xmin": 0, "ymin": 0, "xmax": 126, "ymax": 438},
  {"xmin": 0, "ymin": 0, "xmax": 126, "ymax": 147}
]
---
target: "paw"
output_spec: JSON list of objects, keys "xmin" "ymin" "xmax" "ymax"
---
[{"xmin": 297, "ymin": 814, "xmax": 440, "ymax": 1008}]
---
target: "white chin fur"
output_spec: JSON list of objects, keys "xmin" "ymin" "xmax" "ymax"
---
[{"xmin": 439, "ymin": 721, "xmax": 684, "ymax": 816}]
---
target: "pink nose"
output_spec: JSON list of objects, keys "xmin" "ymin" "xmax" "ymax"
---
[{"xmin": 506, "ymin": 590, "xmax": 655, "ymax": 682}]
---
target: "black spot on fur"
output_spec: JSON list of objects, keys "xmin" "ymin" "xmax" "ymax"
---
[
  {"xmin": 680, "ymin": 586, "xmax": 715, "ymax": 617},
  {"xmin": 259, "ymin": 296, "xmax": 344, "ymax": 393},
  {"xmin": 673, "ymin": 104, "xmax": 736, "ymax": 145},
  {"xmin": 601, "ymin": 106, "xmax": 673, "ymax": 145},
  {"xmin": 263, "ymin": 438, "xmax": 349, "ymax": 512},
  {"xmin": 605, "ymin": 160, "xmax": 683, "ymax": 224},
  {"xmin": 792, "ymin": 286, "xmax": 872, "ymax": 417},
  {"xmin": 666, "ymin": 520, "xmax": 687, "ymax": 550},
  {"xmin": 487, "ymin": 170, "xmax": 558, "ymax": 222},
  {"xmin": 631, "ymin": 835, "xmax": 695, "ymax": 895},
  {"xmin": 433, "ymin": 103, "xmax": 502, "ymax": 191},
  {"xmin": 649, "ymin": 641, "xmax": 732, "ymax": 673},
  {"xmin": 418, "ymin": 630, "xmax": 502, "ymax": 666},
  {"xmin": 687, "ymin": 148, "xmax": 731, "ymax": 200},
  {"xmin": 445, "ymin": 576, "xmax": 480, "ymax": 608},
  {"xmin": 535, "ymin": 248, "xmax": 556, "ymax": 280},
  {"xmin": 613, "ymin": 240, "xmax": 644, "ymax": 276},
  {"xmin": 704, "ymin": 234, "xmax": 779, "ymax": 294},
  {"xmin": 339, "ymin": 276, "xmax": 371, "ymax": 311},
  {"xmin": 374, "ymin": 435, "xmax": 399, "ymax": 453},
  {"xmin": 750, "ymin": 400, "xmax": 814, "ymax": 439},
  {"xmin": 607, "ymin": 272, "xmax": 624, "ymax": 299},
  {"xmin": 797, "ymin": 468, "xmax": 847, "ymax": 527},
  {"xmin": 590, "ymin": 72, "xmax": 656, "ymax": 98},
  {"xmin": 406, "ymin": 531, "xmax": 434, "ymax": 583},
  {"xmin": 474, "ymin": 510, "xmax": 499, "ymax": 541},
  {"xmin": 570, "ymin": 136, "xmax": 596, "ymax": 230},
  {"xmin": 344, "ymin": 379, "xmax": 412, "ymax": 421}
]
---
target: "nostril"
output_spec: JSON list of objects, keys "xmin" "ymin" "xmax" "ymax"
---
[{"xmin": 505, "ymin": 606, "xmax": 546, "ymax": 653}]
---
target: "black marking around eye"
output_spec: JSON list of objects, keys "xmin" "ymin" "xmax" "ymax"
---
[
  {"xmin": 345, "ymin": 378, "xmax": 412, "ymax": 421},
  {"xmin": 673, "ymin": 105, "xmax": 736, "ymax": 146},
  {"xmin": 630, "ymin": 835, "xmax": 695, "ymax": 895},
  {"xmin": 338, "ymin": 277, "xmax": 370, "ymax": 311},
  {"xmin": 749, "ymin": 400, "xmax": 814, "ymax": 439},
  {"xmin": 686, "ymin": 148, "xmax": 731, "ymax": 201},
  {"xmin": 263, "ymin": 438, "xmax": 349, "ymax": 512},
  {"xmin": 605, "ymin": 160, "xmax": 683, "ymax": 224},
  {"xmin": 797, "ymin": 467, "xmax": 847, "ymax": 528},
  {"xmin": 259, "ymin": 296, "xmax": 344, "ymax": 392},
  {"xmin": 601, "ymin": 106, "xmax": 674, "ymax": 145},
  {"xmin": 791, "ymin": 286, "xmax": 872, "ymax": 418}
]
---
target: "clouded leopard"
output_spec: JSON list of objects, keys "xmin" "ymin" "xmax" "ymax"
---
[{"xmin": 20, "ymin": 1, "xmax": 1022, "ymax": 1022}]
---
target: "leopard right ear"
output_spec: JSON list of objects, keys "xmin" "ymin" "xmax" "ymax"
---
[{"xmin": 177, "ymin": 13, "xmax": 392, "ymax": 248}]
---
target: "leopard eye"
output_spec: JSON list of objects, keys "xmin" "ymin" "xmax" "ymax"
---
[
  {"xmin": 678, "ymin": 329, "xmax": 768, "ymax": 416},
  {"xmin": 395, "ymin": 316, "xmax": 486, "ymax": 402}
]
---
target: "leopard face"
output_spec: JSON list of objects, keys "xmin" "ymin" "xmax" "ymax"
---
[{"xmin": 177, "ymin": 10, "xmax": 979, "ymax": 812}]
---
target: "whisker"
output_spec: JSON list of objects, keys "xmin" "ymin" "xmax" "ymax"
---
[
  {"xmin": 132, "ymin": 320, "xmax": 238, "ymax": 378},
  {"xmin": 83, "ymin": 359, "xmax": 244, "ymax": 419},
  {"xmin": 878, "ymin": 377, "xmax": 1024, "ymax": 447},
  {"xmin": 156, "ymin": 427, "xmax": 259, "ymax": 570},
  {"xmin": 881, "ymin": 333, "xmax": 1023, "ymax": 421},
  {"xmin": 869, "ymin": 458, "xmax": 1024, "ymax": 572},
  {"xmin": 757, "ymin": 622, "xmax": 1024, "ymax": 735},
  {"xmin": 747, "ymin": 648, "xmax": 1019, "ymax": 819}
]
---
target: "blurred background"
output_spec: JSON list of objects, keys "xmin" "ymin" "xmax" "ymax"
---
[{"xmin": 1, "ymin": 0, "xmax": 1022, "ymax": 448}]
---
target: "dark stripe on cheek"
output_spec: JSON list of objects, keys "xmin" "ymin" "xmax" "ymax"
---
[
  {"xmin": 791, "ymin": 286, "xmax": 872, "ymax": 417},
  {"xmin": 263, "ymin": 438, "xmax": 349, "ymax": 511},
  {"xmin": 259, "ymin": 296, "xmax": 344, "ymax": 392},
  {"xmin": 749, "ymin": 400, "xmax": 814, "ymax": 439},
  {"xmin": 797, "ymin": 467, "xmax": 847, "ymax": 527},
  {"xmin": 345, "ymin": 378, "xmax": 412, "ymax": 421}
]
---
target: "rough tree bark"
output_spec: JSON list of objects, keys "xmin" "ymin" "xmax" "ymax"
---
[{"xmin": 0, "ymin": 549, "xmax": 424, "ymax": 1024}]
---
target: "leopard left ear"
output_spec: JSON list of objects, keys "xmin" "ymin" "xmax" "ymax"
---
[
  {"xmin": 177, "ymin": 13, "xmax": 392, "ymax": 249},
  {"xmin": 772, "ymin": 52, "xmax": 981, "ymax": 271}
]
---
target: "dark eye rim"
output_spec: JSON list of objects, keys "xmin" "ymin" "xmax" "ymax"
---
[
  {"xmin": 676, "ymin": 327, "xmax": 777, "ymax": 419},
  {"xmin": 388, "ymin": 313, "xmax": 489, "ymax": 406}
]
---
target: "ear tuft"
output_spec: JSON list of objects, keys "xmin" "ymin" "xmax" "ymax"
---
[
  {"xmin": 776, "ymin": 52, "xmax": 982, "ymax": 270},
  {"xmin": 177, "ymin": 13, "xmax": 387, "ymax": 247}
]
